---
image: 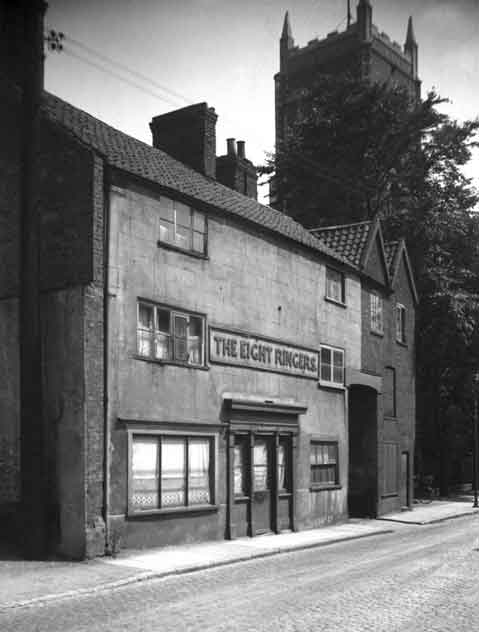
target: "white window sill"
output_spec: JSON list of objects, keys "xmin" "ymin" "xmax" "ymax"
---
[{"xmin": 318, "ymin": 381, "xmax": 345, "ymax": 391}]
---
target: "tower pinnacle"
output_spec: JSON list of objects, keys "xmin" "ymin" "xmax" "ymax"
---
[
  {"xmin": 404, "ymin": 16, "xmax": 418, "ymax": 78},
  {"xmin": 280, "ymin": 11, "xmax": 294, "ymax": 71},
  {"xmin": 281, "ymin": 11, "xmax": 294, "ymax": 43},
  {"xmin": 405, "ymin": 16, "xmax": 417, "ymax": 47}
]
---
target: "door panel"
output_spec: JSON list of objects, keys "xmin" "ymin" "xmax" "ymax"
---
[
  {"xmin": 252, "ymin": 437, "xmax": 273, "ymax": 534},
  {"xmin": 400, "ymin": 451, "xmax": 410, "ymax": 508}
]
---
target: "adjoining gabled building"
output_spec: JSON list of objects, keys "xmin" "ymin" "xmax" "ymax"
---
[{"xmin": 313, "ymin": 219, "xmax": 418, "ymax": 517}]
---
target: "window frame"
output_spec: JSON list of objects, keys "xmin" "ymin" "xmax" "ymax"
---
[
  {"xmin": 136, "ymin": 300, "xmax": 207, "ymax": 368},
  {"xmin": 396, "ymin": 303, "xmax": 407, "ymax": 344},
  {"xmin": 319, "ymin": 344, "xmax": 345, "ymax": 388},
  {"xmin": 325, "ymin": 266, "xmax": 346, "ymax": 306},
  {"xmin": 310, "ymin": 440, "xmax": 340, "ymax": 491},
  {"xmin": 369, "ymin": 291, "xmax": 384, "ymax": 335},
  {"xmin": 157, "ymin": 195, "xmax": 208, "ymax": 257},
  {"xmin": 384, "ymin": 366, "xmax": 397, "ymax": 418},
  {"xmin": 127, "ymin": 429, "xmax": 217, "ymax": 517}
]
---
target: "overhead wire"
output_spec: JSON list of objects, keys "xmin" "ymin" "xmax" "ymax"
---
[
  {"xmin": 45, "ymin": 28, "xmax": 380, "ymax": 203},
  {"xmin": 61, "ymin": 47, "xmax": 186, "ymax": 109},
  {"xmin": 62, "ymin": 33, "xmax": 192, "ymax": 106}
]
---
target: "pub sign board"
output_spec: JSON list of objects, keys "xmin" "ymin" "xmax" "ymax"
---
[{"xmin": 209, "ymin": 327, "xmax": 319, "ymax": 380}]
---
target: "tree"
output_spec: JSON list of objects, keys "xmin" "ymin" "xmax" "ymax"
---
[{"xmin": 266, "ymin": 73, "xmax": 479, "ymax": 494}]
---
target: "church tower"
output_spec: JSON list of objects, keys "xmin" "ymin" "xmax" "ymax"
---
[{"xmin": 273, "ymin": 1, "xmax": 421, "ymax": 210}]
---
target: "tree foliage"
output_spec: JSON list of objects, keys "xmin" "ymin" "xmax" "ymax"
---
[{"xmin": 267, "ymin": 73, "xmax": 479, "ymax": 493}]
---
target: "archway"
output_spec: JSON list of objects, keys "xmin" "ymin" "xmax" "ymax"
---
[{"xmin": 348, "ymin": 385, "xmax": 378, "ymax": 518}]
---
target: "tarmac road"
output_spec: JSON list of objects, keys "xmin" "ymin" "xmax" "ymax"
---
[{"xmin": 3, "ymin": 514, "xmax": 479, "ymax": 632}]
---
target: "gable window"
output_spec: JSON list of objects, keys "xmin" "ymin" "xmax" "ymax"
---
[
  {"xmin": 396, "ymin": 303, "xmax": 406, "ymax": 343},
  {"xmin": 319, "ymin": 345, "xmax": 344, "ymax": 387},
  {"xmin": 325, "ymin": 267, "xmax": 345, "ymax": 304},
  {"xmin": 310, "ymin": 441, "xmax": 339, "ymax": 488},
  {"xmin": 130, "ymin": 434, "xmax": 215, "ymax": 512},
  {"xmin": 370, "ymin": 291, "xmax": 384, "ymax": 334},
  {"xmin": 137, "ymin": 301, "xmax": 205, "ymax": 366},
  {"xmin": 158, "ymin": 196, "xmax": 207, "ymax": 255}
]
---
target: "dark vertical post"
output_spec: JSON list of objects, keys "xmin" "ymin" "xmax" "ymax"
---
[
  {"xmin": 273, "ymin": 433, "xmax": 279, "ymax": 534},
  {"xmin": 473, "ymin": 373, "xmax": 479, "ymax": 509},
  {"xmin": 290, "ymin": 434, "xmax": 297, "ymax": 532},
  {"xmin": 20, "ymin": 0, "xmax": 48, "ymax": 559},
  {"xmin": 248, "ymin": 432, "xmax": 254, "ymax": 537},
  {"xmin": 226, "ymin": 430, "xmax": 235, "ymax": 539}
]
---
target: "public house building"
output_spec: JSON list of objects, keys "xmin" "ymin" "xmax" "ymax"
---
[{"xmin": 0, "ymin": 2, "xmax": 417, "ymax": 558}]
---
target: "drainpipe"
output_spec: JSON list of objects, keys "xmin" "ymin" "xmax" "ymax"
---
[{"xmin": 102, "ymin": 169, "xmax": 111, "ymax": 554}]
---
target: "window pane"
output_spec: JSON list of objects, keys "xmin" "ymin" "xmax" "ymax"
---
[
  {"xmin": 193, "ymin": 210, "xmax": 205, "ymax": 233},
  {"xmin": 132, "ymin": 438, "xmax": 159, "ymax": 510},
  {"xmin": 161, "ymin": 439, "xmax": 185, "ymax": 507},
  {"xmin": 159, "ymin": 219, "xmax": 174, "ymax": 244},
  {"xmin": 234, "ymin": 441, "xmax": 246, "ymax": 495},
  {"xmin": 187, "ymin": 316, "xmax": 203, "ymax": 365},
  {"xmin": 174, "ymin": 224, "xmax": 191, "ymax": 250},
  {"xmin": 154, "ymin": 333, "xmax": 170, "ymax": 360},
  {"xmin": 175, "ymin": 202, "xmax": 191, "ymax": 228},
  {"xmin": 188, "ymin": 439, "xmax": 210, "ymax": 505},
  {"xmin": 278, "ymin": 442, "xmax": 288, "ymax": 491},
  {"xmin": 320, "ymin": 347, "xmax": 332, "ymax": 381},
  {"xmin": 333, "ymin": 350, "xmax": 344, "ymax": 384},
  {"xmin": 326, "ymin": 268, "xmax": 343, "ymax": 302},
  {"xmin": 173, "ymin": 315, "xmax": 188, "ymax": 362},
  {"xmin": 138, "ymin": 304, "xmax": 153, "ymax": 356},
  {"xmin": 192, "ymin": 231, "xmax": 205, "ymax": 253},
  {"xmin": 311, "ymin": 442, "xmax": 338, "ymax": 485},
  {"xmin": 156, "ymin": 309, "xmax": 170, "ymax": 333},
  {"xmin": 159, "ymin": 197, "xmax": 175, "ymax": 222},
  {"xmin": 371, "ymin": 293, "xmax": 383, "ymax": 332},
  {"xmin": 253, "ymin": 440, "xmax": 268, "ymax": 490},
  {"xmin": 139, "ymin": 304, "xmax": 153, "ymax": 329}
]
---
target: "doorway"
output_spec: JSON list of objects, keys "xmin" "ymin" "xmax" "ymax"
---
[{"xmin": 348, "ymin": 385, "xmax": 378, "ymax": 518}]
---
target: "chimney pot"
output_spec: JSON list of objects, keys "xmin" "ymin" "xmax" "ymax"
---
[
  {"xmin": 237, "ymin": 140, "xmax": 245, "ymax": 159},
  {"xmin": 227, "ymin": 138, "xmax": 236, "ymax": 156}
]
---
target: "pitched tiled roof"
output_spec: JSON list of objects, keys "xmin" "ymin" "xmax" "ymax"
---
[
  {"xmin": 42, "ymin": 92, "xmax": 351, "ymax": 268},
  {"xmin": 310, "ymin": 221, "xmax": 372, "ymax": 268},
  {"xmin": 384, "ymin": 241, "xmax": 400, "ymax": 272}
]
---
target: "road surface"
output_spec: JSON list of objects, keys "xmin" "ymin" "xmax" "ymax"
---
[{"xmin": 3, "ymin": 514, "xmax": 479, "ymax": 631}]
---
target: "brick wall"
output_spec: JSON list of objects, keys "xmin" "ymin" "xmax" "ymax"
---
[{"xmin": 38, "ymin": 128, "xmax": 106, "ymax": 558}]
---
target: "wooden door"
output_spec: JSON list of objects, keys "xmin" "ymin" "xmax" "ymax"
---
[{"xmin": 400, "ymin": 451, "xmax": 410, "ymax": 508}]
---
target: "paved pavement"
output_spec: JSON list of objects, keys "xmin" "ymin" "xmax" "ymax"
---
[
  {"xmin": 0, "ymin": 498, "xmax": 477, "ymax": 612},
  {"xmin": 378, "ymin": 499, "xmax": 478, "ymax": 525},
  {"xmin": 3, "ymin": 512, "xmax": 479, "ymax": 632}
]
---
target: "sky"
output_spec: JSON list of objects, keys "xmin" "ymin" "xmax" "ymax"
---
[{"xmin": 45, "ymin": 0, "xmax": 479, "ymax": 203}]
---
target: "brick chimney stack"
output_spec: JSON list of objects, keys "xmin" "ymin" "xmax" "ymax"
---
[
  {"xmin": 150, "ymin": 103, "xmax": 217, "ymax": 178},
  {"xmin": 216, "ymin": 139, "xmax": 258, "ymax": 200}
]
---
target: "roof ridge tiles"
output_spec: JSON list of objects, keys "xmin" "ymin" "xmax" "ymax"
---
[{"xmin": 310, "ymin": 220, "xmax": 372, "ymax": 232}]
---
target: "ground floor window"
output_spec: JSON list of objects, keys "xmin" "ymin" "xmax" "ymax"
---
[
  {"xmin": 310, "ymin": 441, "xmax": 339, "ymax": 488},
  {"xmin": 130, "ymin": 434, "xmax": 214, "ymax": 512}
]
